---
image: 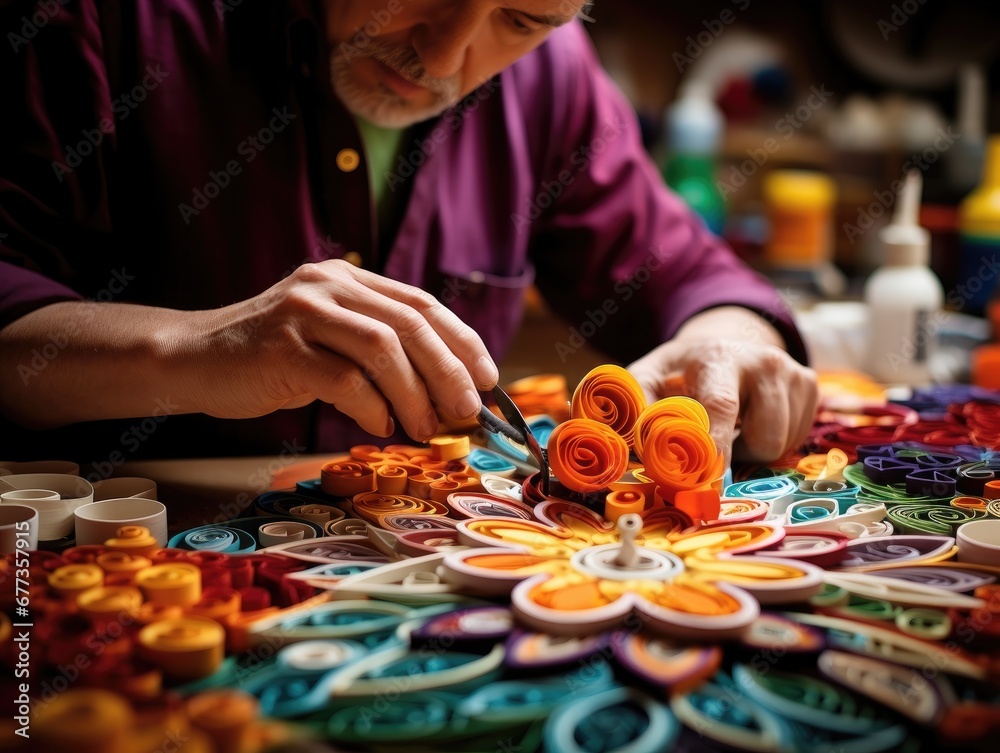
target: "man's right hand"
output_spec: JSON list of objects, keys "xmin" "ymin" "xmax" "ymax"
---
[{"xmin": 0, "ymin": 259, "xmax": 499, "ymax": 441}]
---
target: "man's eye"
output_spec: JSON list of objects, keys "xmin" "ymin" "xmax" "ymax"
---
[{"xmin": 504, "ymin": 10, "xmax": 540, "ymax": 34}]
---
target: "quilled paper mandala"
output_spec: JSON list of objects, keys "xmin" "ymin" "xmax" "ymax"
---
[
  {"xmin": 22, "ymin": 381, "xmax": 1000, "ymax": 753},
  {"xmin": 442, "ymin": 501, "xmax": 822, "ymax": 638}
]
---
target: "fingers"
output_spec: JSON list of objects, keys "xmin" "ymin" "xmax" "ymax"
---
[
  {"xmin": 329, "ymin": 277, "xmax": 488, "ymax": 424},
  {"xmin": 735, "ymin": 362, "xmax": 790, "ymax": 463},
  {"xmin": 790, "ymin": 366, "xmax": 820, "ymax": 450},
  {"xmin": 301, "ymin": 306, "xmax": 439, "ymax": 440},
  {"xmin": 682, "ymin": 358, "xmax": 742, "ymax": 468},
  {"xmin": 345, "ymin": 264, "xmax": 500, "ymax": 389},
  {"xmin": 629, "ymin": 341, "xmax": 742, "ymax": 466},
  {"xmin": 286, "ymin": 260, "xmax": 500, "ymax": 441},
  {"xmin": 736, "ymin": 358, "xmax": 819, "ymax": 463},
  {"xmin": 630, "ymin": 338, "xmax": 819, "ymax": 466},
  {"xmin": 288, "ymin": 345, "xmax": 395, "ymax": 437},
  {"xmin": 626, "ymin": 345, "xmax": 673, "ymax": 406}
]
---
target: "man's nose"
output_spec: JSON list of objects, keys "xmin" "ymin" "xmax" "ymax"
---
[{"xmin": 411, "ymin": 5, "xmax": 480, "ymax": 80}]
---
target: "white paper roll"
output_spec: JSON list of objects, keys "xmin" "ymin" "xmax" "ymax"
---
[
  {"xmin": 0, "ymin": 473, "xmax": 94, "ymax": 540},
  {"xmin": 74, "ymin": 497, "xmax": 168, "ymax": 546},
  {"xmin": 0, "ymin": 505, "xmax": 39, "ymax": 553}
]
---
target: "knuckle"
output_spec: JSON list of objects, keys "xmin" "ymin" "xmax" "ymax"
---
[
  {"xmin": 406, "ymin": 287, "xmax": 441, "ymax": 313},
  {"xmin": 449, "ymin": 325, "xmax": 488, "ymax": 356},
  {"xmin": 328, "ymin": 365, "xmax": 367, "ymax": 397},
  {"xmin": 359, "ymin": 320, "xmax": 399, "ymax": 353},
  {"xmin": 387, "ymin": 304, "xmax": 429, "ymax": 343},
  {"xmin": 756, "ymin": 348, "xmax": 786, "ymax": 373},
  {"xmin": 431, "ymin": 353, "xmax": 471, "ymax": 387},
  {"xmin": 702, "ymin": 390, "xmax": 740, "ymax": 420},
  {"xmin": 289, "ymin": 261, "xmax": 329, "ymax": 285}
]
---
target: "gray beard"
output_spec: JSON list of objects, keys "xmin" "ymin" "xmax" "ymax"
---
[{"xmin": 329, "ymin": 41, "xmax": 461, "ymax": 128}]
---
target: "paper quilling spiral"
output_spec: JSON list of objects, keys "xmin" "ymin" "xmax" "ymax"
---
[
  {"xmin": 633, "ymin": 397, "xmax": 724, "ymax": 498},
  {"xmin": 571, "ymin": 365, "xmax": 647, "ymax": 449},
  {"xmin": 548, "ymin": 418, "xmax": 630, "ymax": 493}
]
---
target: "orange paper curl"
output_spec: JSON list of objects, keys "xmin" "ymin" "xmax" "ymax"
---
[
  {"xmin": 571, "ymin": 365, "xmax": 647, "ymax": 448},
  {"xmin": 604, "ymin": 490, "xmax": 646, "ymax": 523},
  {"xmin": 351, "ymin": 492, "xmax": 449, "ymax": 524},
  {"xmin": 633, "ymin": 398, "xmax": 723, "ymax": 500},
  {"xmin": 504, "ymin": 373, "xmax": 571, "ymax": 422},
  {"xmin": 428, "ymin": 473, "xmax": 482, "ymax": 503},
  {"xmin": 320, "ymin": 461, "xmax": 376, "ymax": 497},
  {"xmin": 633, "ymin": 397, "xmax": 711, "ymax": 460},
  {"xmin": 374, "ymin": 463, "xmax": 422, "ymax": 495},
  {"xmin": 548, "ymin": 418, "xmax": 630, "ymax": 494}
]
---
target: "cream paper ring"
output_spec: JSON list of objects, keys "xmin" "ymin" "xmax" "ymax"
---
[
  {"xmin": 956, "ymin": 519, "xmax": 1000, "ymax": 566},
  {"xmin": 290, "ymin": 504, "xmax": 345, "ymax": 525},
  {"xmin": 0, "ymin": 473, "xmax": 95, "ymax": 540},
  {"xmin": 258, "ymin": 521, "xmax": 318, "ymax": 547},
  {"xmin": 74, "ymin": 497, "xmax": 168, "ymax": 546},
  {"xmin": 0, "ymin": 504, "xmax": 39, "ymax": 553},
  {"xmin": 92, "ymin": 477, "xmax": 158, "ymax": 501},
  {"xmin": 0, "ymin": 460, "xmax": 81, "ymax": 476}
]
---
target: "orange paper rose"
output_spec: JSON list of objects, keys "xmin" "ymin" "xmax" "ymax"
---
[
  {"xmin": 571, "ymin": 365, "xmax": 647, "ymax": 449},
  {"xmin": 548, "ymin": 418, "xmax": 630, "ymax": 493}
]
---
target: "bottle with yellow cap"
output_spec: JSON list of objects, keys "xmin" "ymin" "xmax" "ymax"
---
[{"xmin": 959, "ymin": 135, "xmax": 1000, "ymax": 315}]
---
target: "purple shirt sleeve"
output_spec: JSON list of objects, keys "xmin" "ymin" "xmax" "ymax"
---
[
  {"xmin": 0, "ymin": 263, "xmax": 82, "ymax": 329},
  {"xmin": 520, "ymin": 23, "xmax": 808, "ymax": 365},
  {"xmin": 0, "ymin": 0, "xmax": 105, "ymax": 326}
]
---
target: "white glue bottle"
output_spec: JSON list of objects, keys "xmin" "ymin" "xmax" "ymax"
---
[{"xmin": 864, "ymin": 170, "xmax": 943, "ymax": 385}]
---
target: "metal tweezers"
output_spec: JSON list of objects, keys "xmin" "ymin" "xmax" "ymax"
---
[{"xmin": 477, "ymin": 385, "xmax": 551, "ymax": 495}]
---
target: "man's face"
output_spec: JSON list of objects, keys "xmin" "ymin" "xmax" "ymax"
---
[{"xmin": 327, "ymin": 1, "xmax": 587, "ymax": 128}]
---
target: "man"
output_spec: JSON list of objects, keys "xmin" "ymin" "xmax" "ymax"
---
[{"xmin": 0, "ymin": 0, "xmax": 817, "ymax": 466}]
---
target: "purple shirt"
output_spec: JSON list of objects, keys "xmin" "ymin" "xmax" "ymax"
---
[{"xmin": 0, "ymin": 0, "xmax": 805, "ymax": 461}]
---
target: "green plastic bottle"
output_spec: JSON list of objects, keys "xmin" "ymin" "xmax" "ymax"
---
[{"xmin": 661, "ymin": 82, "xmax": 726, "ymax": 235}]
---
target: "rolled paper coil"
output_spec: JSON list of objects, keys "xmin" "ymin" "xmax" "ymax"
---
[
  {"xmin": 570, "ymin": 365, "xmax": 647, "ymax": 449},
  {"xmin": 548, "ymin": 418, "xmax": 629, "ymax": 494}
]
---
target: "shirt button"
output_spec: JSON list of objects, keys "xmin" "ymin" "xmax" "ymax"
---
[
  {"xmin": 342, "ymin": 251, "xmax": 363, "ymax": 267},
  {"xmin": 336, "ymin": 148, "xmax": 360, "ymax": 172}
]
